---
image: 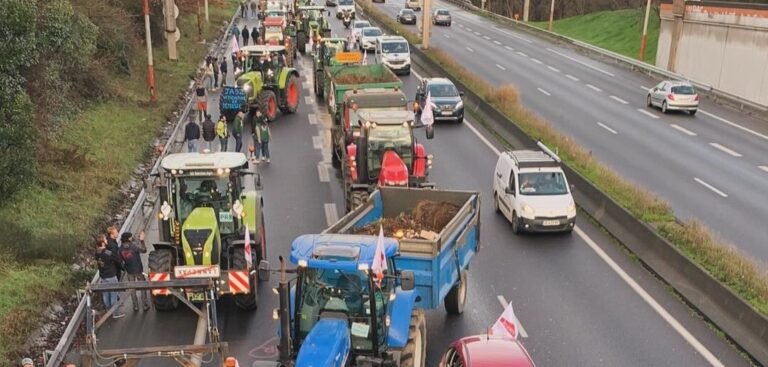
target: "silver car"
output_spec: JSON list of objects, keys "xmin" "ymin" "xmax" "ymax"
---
[
  {"xmin": 647, "ymin": 81, "xmax": 699, "ymax": 115},
  {"xmin": 432, "ymin": 9, "xmax": 451, "ymax": 26}
]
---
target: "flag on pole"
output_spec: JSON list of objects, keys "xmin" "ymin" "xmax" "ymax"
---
[
  {"xmin": 362, "ymin": 50, "xmax": 368, "ymax": 65},
  {"xmin": 371, "ymin": 225, "xmax": 387, "ymax": 287},
  {"xmin": 231, "ymin": 35, "xmax": 240, "ymax": 53},
  {"xmin": 308, "ymin": 34, "xmax": 314, "ymax": 51},
  {"xmin": 421, "ymin": 91, "xmax": 434, "ymax": 126},
  {"xmin": 244, "ymin": 224, "xmax": 253, "ymax": 270},
  {"xmin": 489, "ymin": 301, "xmax": 520, "ymax": 340}
]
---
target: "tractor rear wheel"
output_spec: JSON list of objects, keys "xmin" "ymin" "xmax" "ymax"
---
[
  {"xmin": 259, "ymin": 90, "xmax": 279, "ymax": 121},
  {"xmin": 314, "ymin": 71, "xmax": 324, "ymax": 98},
  {"xmin": 444, "ymin": 270, "xmax": 468, "ymax": 315},
  {"xmin": 148, "ymin": 250, "xmax": 179, "ymax": 311},
  {"xmin": 297, "ymin": 32, "xmax": 307, "ymax": 54},
  {"xmin": 399, "ymin": 310, "xmax": 427, "ymax": 367},
  {"xmin": 281, "ymin": 75, "xmax": 300, "ymax": 114},
  {"xmin": 351, "ymin": 190, "xmax": 367, "ymax": 210},
  {"xmin": 232, "ymin": 248, "xmax": 258, "ymax": 311}
]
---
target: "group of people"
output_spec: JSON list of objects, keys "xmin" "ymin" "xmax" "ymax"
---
[
  {"xmin": 183, "ymin": 107, "xmax": 272, "ymax": 163},
  {"xmin": 240, "ymin": 0, "xmax": 259, "ymax": 19},
  {"xmin": 94, "ymin": 227, "xmax": 151, "ymax": 319},
  {"xmin": 231, "ymin": 22, "xmax": 261, "ymax": 47}
]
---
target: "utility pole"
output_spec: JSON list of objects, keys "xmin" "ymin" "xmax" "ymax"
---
[
  {"xmin": 204, "ymin": 0, "xmax": 209, "ymax": 23},
  {"xmin": 165, "ymin": 0, "xmax": 178, "ymax": 60},
  {"xmin": 143, "ymin": 0, "xmax": 157, "ymax": 102},
  {"xmin": 639, "ymin": 0, "xmax": 652, "ymax": 61},
  {"xmin": 548, "ymin": 0, "xmax": 555, "ymax": 31},
  {"xmin": 523, "ymin": 0, "xmax": 530, "ymax": 22},
  {"xmin": 197, "ymin": 0, "xmax": 204, "ymax": 42},
  {"xmin": 421, "ymin": 0, "xmax": 433, "ymax": 49}
]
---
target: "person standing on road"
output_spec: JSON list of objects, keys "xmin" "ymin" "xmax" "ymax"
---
[
  {"xmin": 106, "ymin": 227, "xmax": 120, "ymax": 254},
  {"xmin": 251, "ymin": 26, "xmax": 260, "ymax": 46},
  {"xmin": 250, "ymin": 1, "xmax": 258, "ymax": 18},
  {"xmin": 202, "ymin": 114, "xmax": 216, "ymax": 151},
  {"xmin": 240, "ymin": 1, "xmax": 247, "ymax": 18},
  {"xmin": 255, "ymin": 116, "xmax": 272, "ymax": 163},
  {"xmin": 212, "ymin": 56, "xmax": 220, "ymax": 89},
  {"xmin": 205, "ymin": 61, "xmax": 215, "ymax": 90},
  {"xmin": 232, "ymin": 110, "xmax": 245, "ymax": 153},
  {"xmin": 195, "ymin": 81, "xmax": 208, "ymax": 122},
  {"xmin": 216, "ymin": 115, "xmax": 229, "ymax": 152},
  {"xmin": 250, "ymin": 108, "xmax": 266, "ymax": 162},
  {"xmin": 231, "ymin": 23, "xmax": 241, "ymax": 43},
  {"xmin": 184, "ymin": 118, "xmax": 201, "ymax": 152},
  {"xmin": 242, "ymin": 25, "xmax": 250, "ymax": 46},
  {"xmin": 219, "ymin": 58, "xmax": 228, "ymax": 87},
  {"xmin": 95, "ymin": 235, "xmax": 124, "ymax": 318},
  {"xmin": 118, "ymin": 231, "xmax": 151, "ymax": 312}
]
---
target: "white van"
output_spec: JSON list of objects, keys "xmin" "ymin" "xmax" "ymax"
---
[
  {"xmin": 492, "ymin": 142, "xmax": 576, "ymax": 234},
  {"xmin": 375, "ymin": 36, "xmax": 411, "ymax": 75}
]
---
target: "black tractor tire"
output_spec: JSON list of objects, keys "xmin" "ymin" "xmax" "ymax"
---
[
  {"xmin": 148, "ymin": 250, "xmax": 179, "ymax": 311},
  {"xmin": 314, "ymin": 71, "xmax": 324, "ymax": 98},
  {"xmin": 259, "ymin": 90, "xmax": 279, "ymax": 121},
  {"xmin": 232, "ymin": 248, "xmax": 259, "ymax": 310},
  {"xmin": 331, "ymin": 140, "xmax": 341, "ymax": 167},
  {"xmin": 351, "ymin": 190, "xmax": 368, "ymax": 211},
  {"xmin": 399, "ymin": 310, "xmax": 427, "ymax": 367},
  {"xmin": 297, "ymin": 32, "xmax": 307, "ymax": 54},
  {"xmin": 281, "ymin": 75, "xmax": 300, "ymax": 114},
  {"xmin": 444, "ymin": 270, "xmax": 468, "ymax": 315}
]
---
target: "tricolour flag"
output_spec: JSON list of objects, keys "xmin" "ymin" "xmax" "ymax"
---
[
  {"xmin": 371, "ymin": 225, "xmax": 387, "ymax": 287},
  {"xmin": 421, "ymin": 91, "xmax": 434, "ymax": 126},
  {"xmin": 244, "ymin": 224, "xmax": 252, "ymax": 270},
  {"xmin": 489, "ymin": 301, "xmax": 520, "ymax": 340}
]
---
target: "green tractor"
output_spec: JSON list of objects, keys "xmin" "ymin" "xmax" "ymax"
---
[
  {"xmin": 236, "ymin": 45, "xmax": 301, "ymax": 121},
  {"xmin": 312, "ymin": 38, "xmax": 351, "ymax": 98},
  {"xmin": 295, "ymin": 6, "xmax": 332, "ymax": 54},
  {"xmin": 148, "ymin": 152, "xmax": 266, "ymax": 311}
]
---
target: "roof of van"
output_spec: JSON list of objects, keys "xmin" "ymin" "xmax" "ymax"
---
[{"xmin": 504, "ymin": 150, "xmax": 561, "ymax": 169}]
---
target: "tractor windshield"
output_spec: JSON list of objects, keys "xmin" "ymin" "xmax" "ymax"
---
[
  {"xmin": 366, "ymin": 124, "xmax": 413, "ymax": 179},
  {"xmin": 297, "ymin": 267, "xmax": 390, "ymax": 352},
  {"xmin": 265, "ymin": 26, "xmax": 283, "ymax": 40},
  {"xmin": 174, "ymin": 175, "xmax": 238, "ymax": 235}
]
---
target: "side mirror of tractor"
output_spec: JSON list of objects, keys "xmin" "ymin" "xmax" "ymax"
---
[
  {"xmin": 400, "ymin": 270, "xmax": 415, "ymax": 291},
  {"xmin": 425, "ymin": 125, "xmax": 434, "ymax": 140},
  {"xmin": 258, "ymin": 260, "xmax": 271, "ymax": 282}
]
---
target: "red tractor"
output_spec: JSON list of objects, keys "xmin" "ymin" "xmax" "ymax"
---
[
  {"xmin": 342, "ymin": 110, "xmax": 435, "ymax": 211},
  {"xmin": 260, "ymin": 16, "xmax": 297, "ymax": 64}
]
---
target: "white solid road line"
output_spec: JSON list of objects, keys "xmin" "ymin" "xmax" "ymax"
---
[
  {"xmin": 308, "ymin": 113, "xmax": 318, "ymax": 125},
  {"xmin": 496, "ymin": 295, "xmax": 529, "ymax": 338},
  {"xmin": 516, "ymin": 51, "xmax": 528, "ymax": 57},
  {"xmin": 474, "ymin": 31, "xmax": 482, "ymax": 36},
  {"xmin": 317, "ymin": 163, "xmax": 330, "ymax": 182},
  {"xmin": 546, "ymin": 48, "xmax": 615, "ymax": 77},
  {"xmin": 610, "ymin": 95, "xmax": 629, "ymax": 104},
  {"xmin": 759, "ymin": 166, "xmax": 768, "ymax": 173},
  {"xmin": 483, "ymin": 35, "xmax": 491, "ymax": 40},
  {"xmin": 537, "ymin": 88, "xmax": 551, "ymax": 96},
  {"xmin": 324, "ymin": 203, "xmax": 339, "ymax": 227},
  {"xmin": 699, "ymin": 109, "xmax": 768, "ymax": 142},
  {"xmin": 586, "ymin": 84, "xmax": 602, "ymax": 92},
  {"xmin": 574, "ymin": 226, "xmax": 725, "ymax": 367},
  {"xmin": 493, "ymin": 40, "xmax": 502, "ymax": 45},
  {"xmin": 312, "ymin": 135, "xmax": 323, "ymax": 150},
  {"xmin": 504, "ymin": 45, "xmax": 515, "ymax": 51},
  {"xmin": 466, "ymin": 47, "xmax": 475, "ymax": 53},
  {"xmin": 547, "ymin": 66, "xmax": 560, "ymax": 73},
  {"xmin": 708, "ymin": 142, "xmax": 743, "ymax": 157},
  {"xmin": 305, "ymin": 96, "xmax": 314, "ymax": 105},
  {"xmin": 694, "ymin": 177, "xmax": 728, "ymax": 198},
  {"xmin": 443, "ymin": 34, "xmax": 450, "ymax": 38},
  {"xmin": 597, "ymin": 121, "xmax": 618, "ymax": 134},
  {"xmin": 670, "ymin": 124, "xmax": 697, "ymax": 136},
  {"xmin": 496, "ymin": 64, "xmax": 507, "ymax": 71},
  {"xmin": 566, "ymin": 74, "xmax": 580, "ymax": 81},
  {"xmin": 637, "ymin": 108, "xmax": 660, "ymax": 119}
]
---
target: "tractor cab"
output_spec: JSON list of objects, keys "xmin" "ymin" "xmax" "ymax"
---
[
  {"xmin": 260, "ymin": 16, "xmax": 297, "ymax": 62},
  {"xmin": 296, "ymin": 5, "xmax": 331, "ymax": 46},
  {"xmin": 317, "ymin": 38, "xmax": 349, "ymax": 65}
]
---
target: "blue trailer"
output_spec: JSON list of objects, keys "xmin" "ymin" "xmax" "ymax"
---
[{"xmin": 268, "ymin": 187, "xmax": 481, "ymax": 367}]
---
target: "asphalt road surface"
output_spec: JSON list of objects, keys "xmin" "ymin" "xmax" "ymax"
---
[
  {"xmin": 88, "ymin": 9, "xmax": 753, "ymax": 367},
  {"xmin": 371, "ymin": 0, "xmax": 768, "ymax": 264}
]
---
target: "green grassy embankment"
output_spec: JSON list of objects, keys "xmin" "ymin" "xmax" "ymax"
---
[
  {"xmin": 0, "ymin": 3, "xmax": 237, "ymax": 363},
  {"xmin": 532, "ymin": 7, "xmax": 660, "ymax": 64}
]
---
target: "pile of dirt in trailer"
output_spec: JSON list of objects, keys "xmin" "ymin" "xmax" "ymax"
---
[
  {"xmin": 334, "ymin": 73, "xmax": 397, "ymax": 84},
  {"xmin": 351, "ymin": 200, "xmax": 460, "ymax": 240}
]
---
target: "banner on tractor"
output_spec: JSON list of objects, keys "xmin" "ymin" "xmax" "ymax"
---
[
  {"xmin": 335, "ymin": 51, "xmax": 363, "ymax": 64},
  {"xmin": 174, "ymin": 265, "xmax": 221, "ymax": 279}
]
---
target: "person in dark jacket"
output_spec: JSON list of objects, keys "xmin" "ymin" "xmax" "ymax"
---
[
  {"xmin": 212, "ymin": 56, "xmax": 220, "ymax": 89},
  {"xmin": 251, "ymin": 26, "xmax": 260, "ymax": 45},
  {"xmin": 202, "ymin": 114, "xmax": 216, "ymax": 151},
  {"xmin": 95, "ymin": 236, "xmax": 125, "ymax": 318},
  {"xmin": 232, "ymin": 110, "xmax": 245, "ymax": 153},
  {"xmin": 185, "ymin": 119, "xmax": 201, "ymax": 152},
  {"xmin": 242, "ymin": 25, "xmax": 250, "ymax": 46},
  {"xmin": 118, "ymin": 231, "xmax": 151, "ymax": 312},
  {"xmin": 219, "ymin": 58, "xmax": 228, "ymax": 87},
  {"xmin": 106, "ymin": 226, "xmax": 120, "ymax": 254}
]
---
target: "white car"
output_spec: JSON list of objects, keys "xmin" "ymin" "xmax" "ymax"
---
[
  {"xmin": 375, "ymin": 36, "xmax": 411, "ymax": 75},
  {"xmin": 405, "ymin": 0, "xmax": 421, "ymax": 11},
  {"xmin": 647, "ymin": 80, "xmax": 699, "ymax": 115},
  {"xmin": 336, "ymin": 0, "xmax": 355, "ymax": 19},
  {"xmin": 492, "ymin": 143, "xmax": 576, "ymax": 234},
  {"xmin": 359, "ymin": 27, "xmax": 383, "ymax": 51},
  {"xmin": 351, "ymin": 20, "xmax": 371, "ymax": 42}
]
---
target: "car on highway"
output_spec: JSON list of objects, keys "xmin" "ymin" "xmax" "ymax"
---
[
  {"xmin": 440, "ymin": 335, "xmax": 535, "ymax": 367},
  {"xmin": 492, "ymin": 144, "xmax": 576, "ymax": 234},
  {"xmin": 351, "ymin": 20, "xmax": 371, "ymax": 41},
  {"xmin": 375, "ymin": 35, "xmax": 411, "ymax": 75},
  {"xmin": 432, "ymin": 8, "xmax": 452, "ymax": 26},
  {"xmin": 325, "ymin": 0, "xmax": 337, "ymax": 6},
  {"xmin": 415, "ymin": 78, "xmax": 465, "ymax": 123},
  {"xmin": 397, "ymin": 8, "xmax": 417, "ymax": 24},
  {"xmin": 646, "ymin": 80, "xmax": 699, "ymax": 115},
  {"xmin": 405, "ymin": 0, "xmax": 422, "ymax": 11},
  {"xmin": 359, "ymin": 26, "xmax": 384, "ymax": 51},
  {"xmin": 336, "ymin": 0, "xmax": 355, "ymax": 18}
]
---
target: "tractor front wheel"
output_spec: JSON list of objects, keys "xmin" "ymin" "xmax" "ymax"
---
[
  {"xmin": 281, "ymin": 75, "xmax": 300, "ymax": 114},
  {"xmin": 148, "ymin": 250, "xmax": 179, "ymax": 311},
  {"xmin": 232, "ymin": 248, "xmax": 259, "ymax": 310},
  {"xmin": 259, "ymin": 90, "xmax": 279, "ymax": 121},
  {"xmin": 399, "ymin": 310, "xmax": 427, "ymax": 367}
]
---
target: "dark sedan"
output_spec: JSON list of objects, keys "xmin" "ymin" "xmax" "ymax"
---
[
  {"xmin": 397, "ymin": 8, "xmax": 417, "ymax": 24},
  {"xmin": 415, "ymin": 78, "xmax": 465, "ymax": 123}
]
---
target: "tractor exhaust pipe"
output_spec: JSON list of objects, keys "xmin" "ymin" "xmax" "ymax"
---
[{"xmin": 277, "ymin": 256, "xmax": 293, "ymax": 365}]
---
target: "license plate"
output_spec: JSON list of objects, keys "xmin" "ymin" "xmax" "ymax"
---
[
  {"xmin": 542, "ymin": 220, "xmax": 560, "ymax": 226},
  {"xmin": 219, "ymin": 211, "xmax": 233, "ymax": 223},
  {"xmin": 187, "ymin": 292, "xmax": 206, "ymax": 302},
  {"xmin": 441, "ymin": 111, "xmax": 453, "ymax": 116}
]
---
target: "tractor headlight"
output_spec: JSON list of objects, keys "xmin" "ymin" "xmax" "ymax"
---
[
  {"xmin": 298, "ymin": 259, "xmax": 308, "ymax": 267},
  {"xmin": 243, "ymin": 84, "xmax": 252, "ymax": 92}
]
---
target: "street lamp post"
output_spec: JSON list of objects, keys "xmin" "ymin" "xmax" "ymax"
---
[
  {"xmin": 143, "ymin": 0, "xmax": 157, "ymax": 102},
  {"xmin": 639, "ymin": 0, "xmax": 652, "ymax": 61}
]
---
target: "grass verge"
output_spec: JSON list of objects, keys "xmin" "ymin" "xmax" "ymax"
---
[
  {"xmin": 0, "ymin": 3, "xmax": 237, "ymax": 363},
  {"xmin": 357, "ymin": 0, "xmax": 768, "ymax": 316}
]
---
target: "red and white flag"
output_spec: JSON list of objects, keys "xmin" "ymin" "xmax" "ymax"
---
[
  {"xmin": 231, "ymin": 35, "xmax": 240, "ymax": 53},
  {"xmin": 244, "ymin": 224, "xmax": 252, "ymax": 270},
  {"xmin": 489, "ymin": 301, "xmax": 520, "ymax": 340},
  {"xmin": 420, "ymin": 92, "xmax": 434, "ymax": 126},
  {"xmin": 371, "ymin": 225, "xmax": 387, "ymax": 287}
]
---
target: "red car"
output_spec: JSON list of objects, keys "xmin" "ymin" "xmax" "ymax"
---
[{"xmin": 440, "ymin": 335, "xmax": 536, "ymax": 367}]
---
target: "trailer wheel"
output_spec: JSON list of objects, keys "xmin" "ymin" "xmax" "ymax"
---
[
  {"xmin": 351, "ymin": 190, "xmax": 367, "ymax": 210},
  {"xmin": 232, "ymin": 248, "xmax": 259, "ymax": 310},
  {"xmin": 444, "ymin": 270, "xmax": 468, "ymax": 315},
  {"xmin": 148, "ymin": 250, "xmax": 179, "ymax": 311},
  {"xmin": 400, "ymin": 310, "xmax": 427, "ymax": 367}
]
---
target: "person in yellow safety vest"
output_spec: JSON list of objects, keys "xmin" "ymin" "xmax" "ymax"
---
[{"xmin": 225, "ymin": 356, "xmax": 240, "ymax": 367}]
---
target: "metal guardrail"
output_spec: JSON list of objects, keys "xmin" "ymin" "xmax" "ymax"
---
[
  {"xmin": 444, "ymin": 0, "xmax": 768, "ymax": 114},
  {"xmin": 44, "ymin": 10, "xmax": 241, "ymax": 367}
]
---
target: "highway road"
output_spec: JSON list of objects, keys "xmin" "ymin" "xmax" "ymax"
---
[
  {"xmin": 370, "ymin": 0, "xmax": 768, "ymax": 264},
  {"xmin": 87, "ymin": 10, "xmax": 752, "ymax": 367}
]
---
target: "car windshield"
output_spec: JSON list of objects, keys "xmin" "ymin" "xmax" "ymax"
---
[
  {"xmin": 402, "ymin": 9, "xmax": 414, "ymax": 15},
  {"xmin": 174, "ymin": 175, "xmax": 238, "ymax": 234},
  {"xmin": 363, "ymin": 28, "xmax": 382, "ymax": 37},
  {"xmin": 382, "ymin": 42, "xmax": 408, "ymax": 54},
  {"xmin": 297, "ymin": 268, "xmax": 388, "ymax": 351},
  {"xmin": 265, "ymin": 26, "xmax": 282, "ymax": 39},
  {"xmin": 355, "ymin": 21, "xmax": 370, "ymax": 29},
  {"xmin": 367, "ymin": 124, "xmax": 413, "ymax": 179},
  {"xmin": 428, "ymin": 83, "xmax": 459, "ymax": 97},
  {"xmin": 339, "ymin": 0, "xmax": 353, "ymax": 5},
  {"xmin": 518, "ymin": 172, "xmax": 568, "ymax": 196},
  {"xmin": 437, "ymin": 10, "xmax": 449, "ymax": 15},
  {"xmin": 671, "ymin": 85, "xmax": 696, "ymax": 95}
]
